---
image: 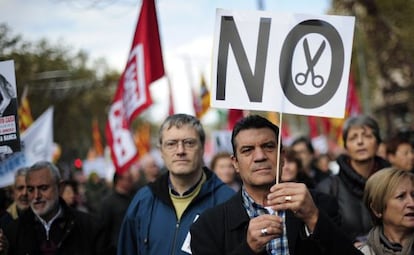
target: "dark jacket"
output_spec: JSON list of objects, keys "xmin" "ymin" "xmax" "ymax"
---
[
  {"xmin": 316, "ymin": 154, "xmax": 390, "ymax": 242},
  {"xmin": 190, "ymin": 189, "xmax": 362, "ymax": 255},
  {"xmin": 4, "ymin": 198, "xmax": 109, "ymax": 255},
  {"xmin": 100, "ymin": 190, "xmax": 133, "ymax": 255},
  {"xmin": 117, "ymin": 167, "xmax": 235, "ymax": 255}
]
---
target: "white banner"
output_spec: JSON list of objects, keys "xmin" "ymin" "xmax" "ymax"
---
[
  {"xmin": 0, "ymin": 107, "xmax": 53, "ymax": 187},
  {"xmin": 211, "ymin": 9, "xmax": 355, "ymax": 118},
  {"xmin": 22, "ymin": 107, "xmax": 54, "ymax": 164}
]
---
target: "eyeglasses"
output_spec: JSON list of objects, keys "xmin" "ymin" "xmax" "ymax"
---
[{"xmin": 162, "ymin": 138, "xmax": 199, "ymax": 151}]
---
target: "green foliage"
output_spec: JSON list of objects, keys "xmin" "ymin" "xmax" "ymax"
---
[
  {"xmin": 331, "ymin": 0, "xmax": 414, "ymax": 135},
  {"xmin": 0, "ymin": 23, "xmax": 120, "ymax": 162}
]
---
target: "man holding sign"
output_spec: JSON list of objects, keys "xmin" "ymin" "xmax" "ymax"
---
[{"xmin": 190, "ymin": 115, "xmax": 362, "ymax": 254}]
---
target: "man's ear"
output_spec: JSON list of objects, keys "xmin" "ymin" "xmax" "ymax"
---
[{"xmin": 231, "ymin": 154, "xmax": 240, "ymax": 173}]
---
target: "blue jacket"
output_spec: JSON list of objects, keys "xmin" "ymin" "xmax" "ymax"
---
[{"xmin": 117, "ymin": 167, "xmax": 235, "ymax": 255}]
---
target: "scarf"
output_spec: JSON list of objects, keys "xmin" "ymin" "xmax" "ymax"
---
[{"xmin": 365, "ymin": 226, "xmax": 414, "ymax": 255}]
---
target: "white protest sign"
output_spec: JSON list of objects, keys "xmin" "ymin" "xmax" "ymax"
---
[
  {"xmin": 211, "ymin": 9, "xmax": 355, "ymax": 118},
  {"xmin": 0, "ymin": 107, "xmax": 53, "ymax": 188},
  {"xmin": 0, "ymin": 60, "xmax": 21, "ymax": 154}
]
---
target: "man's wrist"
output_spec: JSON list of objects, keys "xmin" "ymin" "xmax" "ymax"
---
[{"xmin": 304, "ymin": 208, "xmax": 319, "ymax": 233}]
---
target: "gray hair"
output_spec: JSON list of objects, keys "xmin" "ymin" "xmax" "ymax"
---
[
  {"xmin": 27, "ymin": 161, "xmax": 61, "ymax": 185},
  {"xmin": 342, "ymin": 115, "xmax": 381, "ymax": 148},
  {"xmin": 14, "ymin": 167, "xmax": 29, "ymax": 180},
  {"xmin": 158, "ymin": 114, "xmax": 205, "ymax": 147}
]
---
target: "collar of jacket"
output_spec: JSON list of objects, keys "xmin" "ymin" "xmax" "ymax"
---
[
  {"xmin": 337, "ymin": 154, "xmax": 390, "ymax": 197},
  {"xmin": 20, "ymin": 197, "xmax": 76, "ymax": 225},
  {"xmin": 148, "ymin": 166, "xmax": 215, "ymax": 208}
]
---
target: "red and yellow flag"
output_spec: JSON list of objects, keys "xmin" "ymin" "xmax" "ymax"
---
[
  {"xmin": 134, "ymin": 122, "xmax": 151, "ymax": 157},
  {"xmin": 193, "ymin": 74, "xmax": 210, "ymax": 119},
  {"xmin": 18, "ymin": 87, "xmax": 33, "ymax": 133}
]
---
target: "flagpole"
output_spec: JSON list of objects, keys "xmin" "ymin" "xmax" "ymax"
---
[{"xmin": 276, "ymin": 112, "xmax": 283, "ymax": 184}]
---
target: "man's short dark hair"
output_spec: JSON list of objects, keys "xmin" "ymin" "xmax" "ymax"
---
[
  {"xmin": 386, "ymin": 134, "xmax": 412, "ymax": 155},
  {"xmin": 291, "ymin": 136, "xmax": 315, "ymax": 154},
  {"xmin": 231, "ymin": 114, "xmax": 279, "ymax": 156}
]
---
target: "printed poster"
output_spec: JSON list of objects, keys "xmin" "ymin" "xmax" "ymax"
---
[{"xmin": 0, "ymin": 60, "xmax": 20, "ymax": 156}]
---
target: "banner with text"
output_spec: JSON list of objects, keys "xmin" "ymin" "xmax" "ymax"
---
[
  {"xmin": 0, "ymin": 107, "xmax": 53, "ymax": 188},
  {"xmin": 106, "ymin": 0, "xmax": 165, "ymax": 174},
  {"xmin": 0, "ymin": 60, "xmax": 21, "ymax": 154}
]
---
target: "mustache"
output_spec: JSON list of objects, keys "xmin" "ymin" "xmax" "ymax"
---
[{"xmin": 252, "ymin": 164, "xmax": 274, "ymax": 171}]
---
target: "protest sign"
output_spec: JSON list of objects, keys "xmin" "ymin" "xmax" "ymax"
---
[
  {"xmin": 0, "ymin": 107, "xmax": 53, "ymax": 188},
  {"xmin": 0, "ymin": 60, "xmax": 20, "ymax": 154},
  {"xmin": 211, "ymin": 9, "xmax": 355, "ymax": 118}
]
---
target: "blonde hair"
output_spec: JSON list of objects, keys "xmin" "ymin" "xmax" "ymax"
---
[{"xmin": 363, "ymin": 167, "xmax": 414, "ymax": 225}]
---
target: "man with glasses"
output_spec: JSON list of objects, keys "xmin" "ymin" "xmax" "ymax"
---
[{"xmin": 117, "ymin": 114, "xmax": 235, "ymax": 255}]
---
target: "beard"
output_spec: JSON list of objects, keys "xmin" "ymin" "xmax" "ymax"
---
[{"xmin": 31, "ymin": 196, "xmax": 59, "ymax": 221}]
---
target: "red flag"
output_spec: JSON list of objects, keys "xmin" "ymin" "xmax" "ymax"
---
[
  {"xmin": 123, "ymin": 0, "xmax": 164, "ymax": 123},
  {"xmin": 106, "ymin": 0, "xmax": 165, "ymax": 174},
  {"xmin": 267, "ymin": 112, "xmax": 290, "ymax": 140},
  {"xmin": 307, "ymin": 116, "xmax": 319, "ymax": 139},
  {"xmin": 227, "ymin": 109, "xmax": 245, "ymax": 130},
  {"xmin": 328, "ymin": 72, "xmax": 362, "ymax": 146},
  {"xmin": 345, "ymin": 73, "xmax": 361, "ymax": 116}
]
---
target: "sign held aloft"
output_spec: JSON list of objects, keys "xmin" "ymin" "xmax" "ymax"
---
[
  {"xmin": 0, "ymin": 60, "xmax": 21, "ymax": 155},
  {"xmin": 211, "ymin": 9, "xmax": 355, "ymax": 118}
]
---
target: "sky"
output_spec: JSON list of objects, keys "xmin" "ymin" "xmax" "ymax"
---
[{"xmin": 1, "ymin": 0, "xmax": 330, "ymax": 122}]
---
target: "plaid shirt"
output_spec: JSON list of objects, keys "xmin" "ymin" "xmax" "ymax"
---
[{"xmin": 242, "ymin": 187, "xmax": 290, "ymax": 255}]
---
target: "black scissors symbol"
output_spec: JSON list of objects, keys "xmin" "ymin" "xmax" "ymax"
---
[{"xmin": 295, "ymin": 38, "xmax": 326, "ymax": 88}]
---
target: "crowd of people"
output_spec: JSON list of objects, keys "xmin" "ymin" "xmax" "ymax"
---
[{"xmin": 0, "ymin": 113, "xmax": 413, "ymax": 254}]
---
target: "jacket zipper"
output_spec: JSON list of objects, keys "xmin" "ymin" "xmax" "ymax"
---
[{"xmin": 171, "ymin": 220, "xmax": 180, "ymax": 255}]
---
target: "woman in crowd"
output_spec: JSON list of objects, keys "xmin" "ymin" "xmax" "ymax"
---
[
  {"xmin": 281, "ymin": 148, "xmax": 315, "ymax": 188},
  {"xmin": 385, "ymin": 134, "xmax": 414, "ymax": 172},
  {"xmin": 317, "ymin": 115, "xmax": 390, "ymax": 244},
  {"xmin": 210, "ymin": 151, "xmax": 241, "ymax": 191},
  {"xmin": 60, "ymin": 179, "xmax": 87, "ymax": 212},
  {"xmin": 60, "ymin": 180, "xmax": 77, "ymax": 207},
  {"xmin": 360, "ymin": 168, "xmax": 414, "ymax": 254}
]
